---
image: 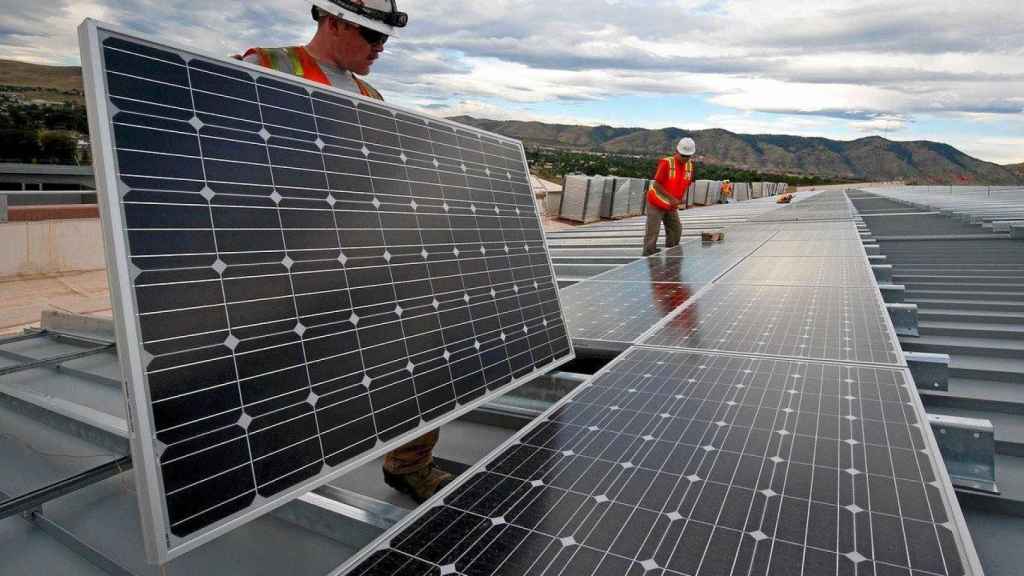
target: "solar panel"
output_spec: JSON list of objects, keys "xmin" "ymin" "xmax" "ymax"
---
[
  {"xmin": 754, "ymin": 191, "xmax": 856, "ymax": 223},
  {"xmin": 753, "ymin": 241, "xmax": 868, "ymax": 258},
  {"xmin": 338, "ymin": 347, "xmax": 979, "ymax": 576},
  {"xmin": 561, "ymin": 280, "xmax": 695, "ymax": 348},
  {"xmin": 772, "ymin": 229, "xmax": 862, "ymax": 242},
  {"xmin": 588, "ymin": 242, "xmax": 769, "ymax": 286},
  {"xmin": 719, "ymin": 257, "xmax": 876, "ymax": 287},
  {"xmin": 79, "ymin": 20, "xmax": 573, "ymax": 561},
  {"xmin": 641, "ymin": 285, "xmax": 902, "ymax": 366}
]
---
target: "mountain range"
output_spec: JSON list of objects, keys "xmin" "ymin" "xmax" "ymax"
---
[
  {"xmin": 1, "ymin": 57, "xmax": 1018, "ymax": 184},
  {"xmin": 451, "ymin": 117, "xmax": 1023, "ymax": 185}
]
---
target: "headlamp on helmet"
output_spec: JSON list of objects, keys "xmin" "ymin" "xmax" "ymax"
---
[{"xmin": 312, "ymin": 0, "xmax": 408, "ymax": 29}]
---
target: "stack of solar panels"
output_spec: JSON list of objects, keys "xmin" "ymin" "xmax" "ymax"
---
[
  {"xmin": 543, "ymin": 189, "xmax": 562, "ymax": 217},
  {"xmin": 626, "ymin": 178, "xmax": 648, "ymax": 216},
  {"xmin": 79, "ymin": 21, "xmax": 576, "ymax": 562},
  {"xmin": 559, "ymin": 175, "xmax": 602, "ymax": 223},
  {"xmin": 598, "ymin": 177, "xmax": 631, "ymax": 219},
  {"xmin": 706, "ymin": 180, "xmax": 722, "ymax": 204},
  {"xmin": 692, "ymin": 180, "xmax": 711, "ymax": 205},
  {"xmin": 734, "ymin": 181, "xmax": 752, "ymax": 201}
]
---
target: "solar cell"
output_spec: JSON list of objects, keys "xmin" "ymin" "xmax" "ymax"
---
[
  {"xmin": 641, "ymin": 285, "xmax": 902, "ymax": 366},
  {"xmin": 339, "ymin": 347, "xmax": 979, "ymax": 576},
  {"xmin": 80, "ymin": 21, "xmax": 573, "ymax": 561}
]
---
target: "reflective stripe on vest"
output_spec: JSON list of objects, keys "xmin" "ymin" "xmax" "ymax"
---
[
  {"xmin": 647, "ymin": 156, "xmax": 692, "ymax": 210},
  {"xmin": 241, "ymin": 46, "xmax": 383, "ymax": 101}
]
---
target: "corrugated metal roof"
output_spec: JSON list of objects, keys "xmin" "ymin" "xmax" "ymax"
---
[{"xmin": 850, "ymin": 188, "xmax": 1024, "ymax": 576}]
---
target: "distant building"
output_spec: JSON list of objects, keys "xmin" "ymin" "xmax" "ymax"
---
[{"xmin": 0, "ymin": 163, "xmax": 94, "ymax": 192}]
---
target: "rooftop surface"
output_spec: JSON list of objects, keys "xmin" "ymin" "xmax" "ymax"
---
[{"xmin": 1, "ymin": 188, "xmax": 1021, "ymax": 575}]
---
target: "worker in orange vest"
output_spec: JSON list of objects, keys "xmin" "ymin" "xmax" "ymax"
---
[
  {"xmin": 239, "ymin": 1, "xmax": 452, "ymax": 505},
  {"xmin": 720, "ymin": 179, "xmax": 733, "ymax": 203},
  {"xmin": 643, "ymin": 138, "xmax": 695, "ymax": 256}
]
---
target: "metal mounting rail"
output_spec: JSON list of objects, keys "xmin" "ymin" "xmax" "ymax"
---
[
  {"xmin": 0, "ymin": 331, "xmax": 48, "ymax": 347},
  {"xmin": 0, "ymin": 343, "xmax": 115, "ymax": 378},
  {"xmin": 0, "ymin": 483, "xmax": 135, "ymax": 576},
  {"xmin": 0, "ymin": 455, "xmax": 132, "ymax": 520}
]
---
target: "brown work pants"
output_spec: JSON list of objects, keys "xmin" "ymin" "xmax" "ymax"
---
[
  {"xmin": 643, "ymin": 203, "xmax": 682, "ymax": 256},
  {"xmin": 383, "ymin": 429, "xmax": 439, "ymax": 475}
]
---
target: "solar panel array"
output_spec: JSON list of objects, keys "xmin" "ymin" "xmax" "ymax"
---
[
  {"xmin": 345, "ymin": 349, "xmax": 967, "ymax": 576},
  {"xmin": 560, "ymin": 233, "xmax": 774, "ymax": 351},
  {"xmin": 340, "ymin": 190, "xmax": 979, "ymax": 576},
  {"xmin": 642, "ymin": 285, "xmax": 902, "ymax": 366},
  {"xmin": 80, "ymin": 22, "xmax": 573, "ymax": 561}
]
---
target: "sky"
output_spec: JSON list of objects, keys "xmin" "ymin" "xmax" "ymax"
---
[{"xmin": 2, "ymin": 0, "xmax": 1023, "ymax": 164}]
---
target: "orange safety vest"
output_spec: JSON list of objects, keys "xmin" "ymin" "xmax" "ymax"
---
[
  {"xmin": 647, "ymin": 156, "xmax": 694, "ymax": 211},
  {"xmin": 240, "ymin": 46, "xmax": 384, "ymax": 101},
  {"xmin": 721, "ymin": 181, "xmax": 733, "ymax": 197}
]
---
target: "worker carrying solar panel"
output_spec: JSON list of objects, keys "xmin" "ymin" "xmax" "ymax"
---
[
  {"xmin": 643, "ymin": 138, "xmax": 695, "ymax": 256},
  {"xmin": 238, "ymin": 0, "xmax": 453, "ymax": 504}
]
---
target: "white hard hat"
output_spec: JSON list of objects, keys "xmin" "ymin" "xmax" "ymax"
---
[
  {"xmin": 677, "ymin": 137, "xmax": 696, "ymax": 156},
  {"xmin": 311, "ymin": 0, "xmax": 407, "ymax": 37}
]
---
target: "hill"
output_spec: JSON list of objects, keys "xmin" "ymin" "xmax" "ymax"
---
[
  {"xmin": 0, "ymin": 59, "xmax": 84, "ymax": 104},
  {"xmin": 1006, "ymin": 163, "xmax": 1024, "ymax": 178},
  {"xmin": 1, "ymin": 59, "xmax": 1017, "ymax": 184},
  {"xmin": 452, "ymin": 117, "xmax": 1023, "ymax": 185}
]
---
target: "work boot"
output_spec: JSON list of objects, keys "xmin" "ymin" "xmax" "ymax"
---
[{"xmin": 383, "ymin": 464, "xmax": 453, "ymax": 504}]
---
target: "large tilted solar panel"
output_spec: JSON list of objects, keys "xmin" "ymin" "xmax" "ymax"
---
[
  {"xmin": 641, "ymin": 285, "xmax": 903, "ymax": 366},
  {"xmin": 338, "ymin": 347, "xmax": 979, "ymax": 576},
  {"xmin": 79, "ymin": 21, "xmax": 573, "ymax": 560}
]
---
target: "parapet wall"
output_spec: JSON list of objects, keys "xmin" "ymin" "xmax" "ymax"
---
[{"xmin": 0, "ymin": 218, "xmax": 106, "ymax": 278}]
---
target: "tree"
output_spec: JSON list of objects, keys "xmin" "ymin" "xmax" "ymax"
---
[
  {"xmin": 0, "ymin": 128, "xmax": 42, "ymax": 162},
  {"xmin": 39, "ymin": 130, "xmax": 80, "ymax": 164}
]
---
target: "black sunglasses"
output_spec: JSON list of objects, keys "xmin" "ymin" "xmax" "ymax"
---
[{"xmin": 356, "ymin": 25, "xmax": 388, "ymax": 45}]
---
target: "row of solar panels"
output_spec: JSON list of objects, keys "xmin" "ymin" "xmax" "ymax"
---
[
  {"xmin": 550, "ymin": 175, "xmax": 789, "ymax": 223},
  {"xmin": 343, "ymin": 190, "xmax": 983, "ymax": 576}
]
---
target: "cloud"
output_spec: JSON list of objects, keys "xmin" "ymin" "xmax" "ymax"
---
[{"xmin": 4, "ymin": 0, "xmax": 1023, "ymax": 163}]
